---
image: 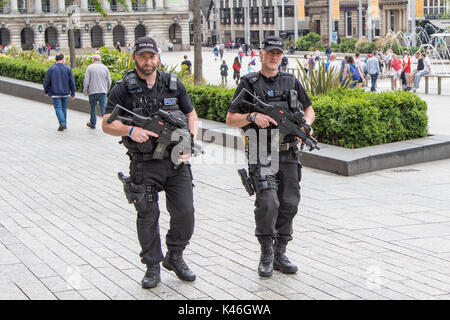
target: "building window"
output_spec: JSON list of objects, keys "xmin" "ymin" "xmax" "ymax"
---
[
  {"xmin": 374, "ymin": 19, "xmax": 380, "ymax": 37},
  {"xmin": 424, "ymin": 0, "xmax": 448, "ymax": 16},
  {"xmin": 278, "ymin": 5, "xmax": 294, "ymax": 17},
  {"xmin": 345, "ymin": 11, "xmax": 352, "ymax": 37},
  {"xmin": 110, "ymin": 0, "xmax": 117, "ymax": 12},
  {"xmin": 18, "ymin": 0, "xmax": 27, "ymax": 13},
  {"xmin": 87, "ymin": 0, "xmax": 95, "ymax": 11},
  {"xmin": 390, "ymin": 10, "xmax": 395, "ymax": 31},
  {"xmin": 233, "ymin": 7, "xmax": 245, "ymax": 24},
  {"xmin": 221, "ymin": 8, "xmax": 231, "ymax": 25},
  {"xmin": 263, "ymin": 6, "xmax": 274, "ymax": 24},
  {"xmin": 250, "ymin": 6, "xmax": 259, "ymax": 24},
  {"xmin": 362, "ymin": 11, "xmax": 366, "ymax": 36},
  {"xmin": 334, "ymin": 20, "xmax": 339, "ymax": 33}
]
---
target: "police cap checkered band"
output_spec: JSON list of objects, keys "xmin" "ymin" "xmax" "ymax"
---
[{"xmin": 134, "ymin": 36, "xmax": 158, "ymax": 55}]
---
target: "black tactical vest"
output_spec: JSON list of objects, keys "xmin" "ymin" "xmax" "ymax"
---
[
  {"xmin": 120, "ymin": 69, "xmax": 188, "ymax": 154},
  {"xmin": 240, "ymin": 71, "xmax": 301, "ymax": 142}
]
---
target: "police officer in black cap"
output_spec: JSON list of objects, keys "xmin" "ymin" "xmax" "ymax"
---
[
  {"xmin": 226, "ymin": 36, "xmax": 315, "ymax": 277},
  {"xmin": 102, "ymin": 36, "xmax": 198, "ymax": 288}
]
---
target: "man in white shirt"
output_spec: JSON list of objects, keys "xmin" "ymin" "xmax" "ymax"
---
[
  {"xmin": 413, "ymin": 52, "xmax": 431, "ymax": 93},
  {"xmin": 327, "ymin": 54, "xmax": 341, "ymax": 76},
  {"xmin": 83, "ymin": 54, "xmax": 111, "ymax": 129}
]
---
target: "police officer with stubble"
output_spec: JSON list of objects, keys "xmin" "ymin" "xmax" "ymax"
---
[
  {"xmin": 102, "ymin": 37, "xmax": 198, "ymax": 289},
  {"xmin": 226, "ymin": 36, "xmax": 316, "ymax": 277}
]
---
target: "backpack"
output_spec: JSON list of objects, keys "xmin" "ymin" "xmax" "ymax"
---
[
  {"xmin": 220, "ymin": 64, "xmax": 228, "ymax": 75},
  {"xmin": 349, "ymin": 64, "xmax": 360, "ymax": 81}
]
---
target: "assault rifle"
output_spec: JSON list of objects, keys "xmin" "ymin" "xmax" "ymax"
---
[
  {"xmin": 230, "ymin": 88, "xmax": 320, "ymax": 151},
  {"xmin": 107, "ymin": 104, "xmax": 203, "ymax": 161}
]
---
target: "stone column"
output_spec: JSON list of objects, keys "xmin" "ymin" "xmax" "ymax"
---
[
  {"xmin": 80, "ymin": 0, "xmax": 88, "ymax": 12},
  {"xmin": 10, "ymin": 0, "xmax": 18, "ymax": 13},
  {"xmin": 146, "ymin": 0, "xmax": 153, "ymax": 11},
  {"xmin": 155, "ymin": 0, "xmax": 164, "ymax": 9},
  {"xmin": 34, "ymin": 0, "xmax": 42, "ymax": 14},
  {"xmin": 81, "ymin": 28, "xmax": 91, "ymax": 49},
  {"xmin": 230, "ymin": 0, "xmax": 236, "ymax": 42},
  {"xmin": 57, "ymin": 0, "xmax": 65, "ymax": 12}
]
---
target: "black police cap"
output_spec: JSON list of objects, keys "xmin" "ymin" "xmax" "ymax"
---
[{"xmin": 262, "ymin": 36, "xmax": 284, "ymax": 52}]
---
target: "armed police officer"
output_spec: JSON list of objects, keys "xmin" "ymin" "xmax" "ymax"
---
[
  {"xmin": 102, "ymin": 37, "xmax": 199, "ymax": 289},
  {"xmin": 226, "ymin": 36, "xmax": 316, "ymax": 277}
]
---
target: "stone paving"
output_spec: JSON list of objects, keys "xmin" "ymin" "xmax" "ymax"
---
[{"xmin": 1, "ymin": 91, "xmax": 450, "ymax": 300}]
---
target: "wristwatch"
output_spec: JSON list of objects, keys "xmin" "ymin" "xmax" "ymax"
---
[{"xmin": 246, "ymin": 113, "xmax": 253, "ymax": 122}]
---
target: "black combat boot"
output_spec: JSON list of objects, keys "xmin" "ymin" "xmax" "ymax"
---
[
  {"xmin": 273, "ymin": 239, "xmax": 298, "ymax": 274},
  {"xmin": 141, "ymin": 264, "xmax": 161, "ymax": 289},
  {"xmin": 258, "ymin": 238, "xmax": 274, "ymax": 277},
  {"xmin": 162, "ymin": 250, "xmax": 196, "ymax": 281}
]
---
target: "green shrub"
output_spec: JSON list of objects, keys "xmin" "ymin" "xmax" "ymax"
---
[
  {"xmin": 339, "ymin": 38, "xmax": 358, "ymax": 53},
  {"xmin": 355, "ymin": 41, "xmax": 377, "ymax": 54},
  {"xmin": 0, "ymin": 56, "xmax": 428, "ymax": 149},
  {"xmin": 296, "ymin": 32, "xmax": 322, "ymax": 51},
  {"xmin": 311, "ymin": 89, "xmax": 428, "ymax": 148},
  {"xmin": 0, "ymin": 55, "xmax": 123, "ymax": 92}
]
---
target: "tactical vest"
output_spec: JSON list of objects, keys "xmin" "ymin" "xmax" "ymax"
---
[
  {"xmin": 120, "ymin": 69, "xmax": 188, "ymax": 154},
  {"xmin": 240, "ymin": 71, "xmax": 301, "ymax": 143}
]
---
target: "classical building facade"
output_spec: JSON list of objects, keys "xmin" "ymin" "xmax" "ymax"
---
[
  {"xmin": 199, "ymin": 0, "xmax": 310, "ymax": 47},
  {"xmin": 307, "ymin": 0, "xmax": 450, "ymax": 44},
  {"xmin": 0, "ymin": 0, "xmax": 191, "ymax": 51}
]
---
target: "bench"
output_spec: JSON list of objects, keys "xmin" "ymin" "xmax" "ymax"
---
[{"xmin": 387, "ymin": 73, "xmax": 450, "ymax": 95}]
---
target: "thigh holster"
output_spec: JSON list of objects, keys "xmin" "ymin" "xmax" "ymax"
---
[
  {"xmin": 249, "ymin": 165, "xmax": 278, "ymax": 194},
  {"xmin": 129, "ymin": 183, "xmax": 159, "ymax": 212}
]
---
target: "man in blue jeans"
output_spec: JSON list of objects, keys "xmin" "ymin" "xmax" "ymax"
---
[
  {"xmin": 44, "ymin": 54, "xmax": 76, "ymax": 131},
  {"xmin": 83, "ymin": 54, "xmax": 111, "ymax": 129},
  {"xmin": 366, "ymin": 51, "xmax": 381, "ymax": 92}
]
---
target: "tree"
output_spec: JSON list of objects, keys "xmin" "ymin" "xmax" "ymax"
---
[
  {"xmin": 66, "ymin": 0, "xmax": 131, "ymax": 69},
  {"xmin": 192, "ymin": 0, "xmax": 203, "ymax": 84}
]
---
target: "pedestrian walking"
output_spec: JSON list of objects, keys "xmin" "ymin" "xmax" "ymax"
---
[
  {"xmin": 43, "ymin": 54, "xmax": 76, "ymax": 131},
  {"xmin": 232, "ymin": 57, "xmax": 242, "ymax": 85},
  {"xmin": 327, "ymin": 54, "xmax": 341, "ymax": 76},
  {"xmin": 366, "ymin": 51, "xmax": 381, "ymax": 92},
  {"xmin": 342, "ymin": 56, "xmax": 362, "ymax": 89},
  {"xmin": 279, "ymin": 56, "xmax": 288, "ymax": 72},
  {"xmin": 83, "ymin": 54, "xmax": 111, "ymax": 129},
  {"xmin": 238, "ymin": 47, "xmax": 244, "ymax": 64},
  {"xmin": 213, "ymin": 45, "xmax": 219, "ymax": 61},
  {"xmin": 219, "ymin": 44, "xmax": 224, "ymax": 60},
  {"xmin": 220, "ymin": 59, "xmax": 228, "ymax": 85},
  {"xmin": 325, "ymin": 45, "xmax": 331, "ymax": 62},
  {"xmin": 102, "ymin": 36, "xmax": 199, "ymax": 289},
  {"xmin": 115, "ymin": 41, "xmax": 121, "ymax": 52},
  {"xmin": 181, "ymin": 55, "xmax": 192, "ymax": 74}
]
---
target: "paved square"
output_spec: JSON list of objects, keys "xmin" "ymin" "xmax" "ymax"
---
[{"xmin": 0, "ymin": 92, "xmax": 450, "ymax": 300}]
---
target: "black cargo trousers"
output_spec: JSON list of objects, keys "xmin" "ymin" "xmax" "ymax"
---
[
  {"xmin": 129, "ymin": 157, "xmax": 195, "ymax": 265},
  {"xmin": 250, "ymin": 149, "xmax": 302, "ymax": 244}
]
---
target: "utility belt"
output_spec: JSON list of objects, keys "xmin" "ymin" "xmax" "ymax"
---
[
  {"xmin": 127, "ymin": 150, "xmax": 171, "ymax": 162},
  {"xmin": 278, "ymin": 140, "xmax": 299, "ymax": 152}
]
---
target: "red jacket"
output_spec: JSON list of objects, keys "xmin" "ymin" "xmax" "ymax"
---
[{"xmin": 402, "ymin": 55, "xmax": 411, "ymax": 73}]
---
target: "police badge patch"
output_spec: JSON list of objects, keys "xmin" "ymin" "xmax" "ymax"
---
[{"xmin": 164, "ymin": 98, "xmax": 177, "ymax": 105}]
